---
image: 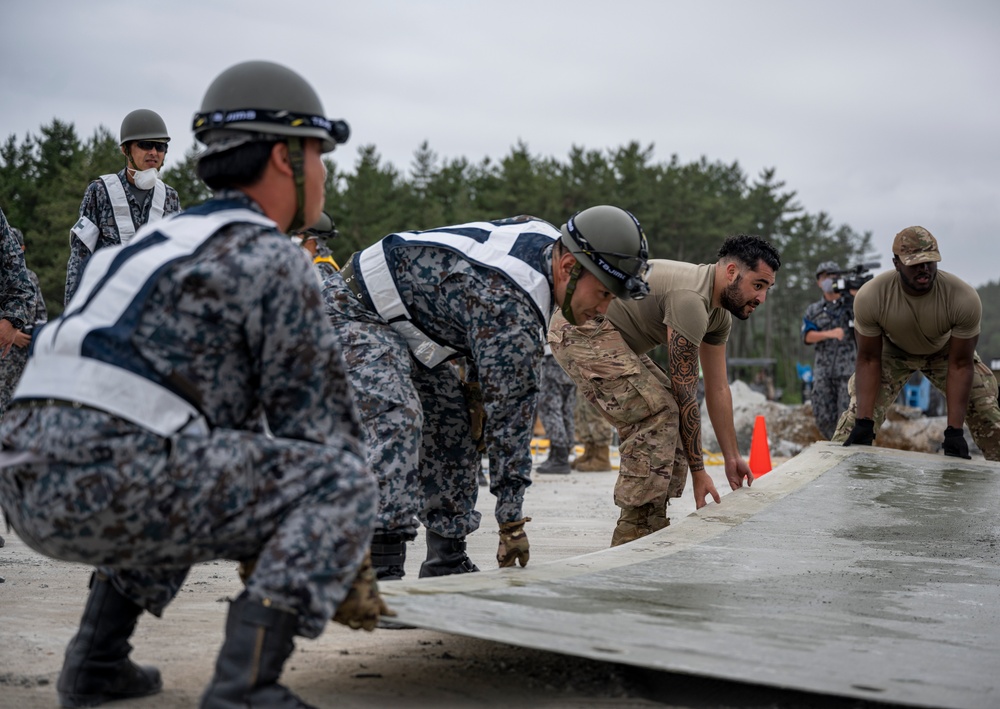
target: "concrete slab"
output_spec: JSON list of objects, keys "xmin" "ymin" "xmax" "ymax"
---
[{"xmin": 382, "ymin": 443, "xmax": 1000, "ymax": 709}]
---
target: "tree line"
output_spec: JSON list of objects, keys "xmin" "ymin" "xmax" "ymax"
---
[{"xmin": 4, "ymin": 120, "xmax": 996, "ymax": 401}]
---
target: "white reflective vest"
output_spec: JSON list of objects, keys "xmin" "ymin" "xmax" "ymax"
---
[
  {"xmin": 71, "ymin": 174, "xmax": 168, "ymax": 252},
  {"xmin": 355, "ymin": 219, "xmax": 558, "ymax": 368},
  {"xmin": 15, "ymin": 206, "xmax": 276, "ymax": 437}
]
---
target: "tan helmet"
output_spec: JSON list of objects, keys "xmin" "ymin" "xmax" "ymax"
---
[
  {"xmin": 120, "ymin": 109, "xmax": 170, "ymax": 146},
  {"xmin": 192, "ymin": 60, "xmax": 349, "ymax": 154}
]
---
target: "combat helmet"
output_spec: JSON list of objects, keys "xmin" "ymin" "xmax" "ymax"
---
[
  {"xmin": 559, "ymin": 205, "xmax": 650, "ymax": 323},
  {"xmin": 192, "ymin": 60, "xmax": 348, "ymax": 154},
  {"xmin": 192, "ymin": 60, "xmax": 349, "ymax": 231},
  {"xmin": 120, "ymin": 109, "xmax": 170, "ymax": 146}
]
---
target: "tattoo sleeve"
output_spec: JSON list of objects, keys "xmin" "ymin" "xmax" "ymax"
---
[{"xmin": 668, "ymin": 327, "xmax": 704, "ymax": 472}]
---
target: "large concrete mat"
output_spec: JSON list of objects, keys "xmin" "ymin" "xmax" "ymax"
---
[{"xmin": 382, "ymin": 443, "xmax": 1000, "ymax": 709}]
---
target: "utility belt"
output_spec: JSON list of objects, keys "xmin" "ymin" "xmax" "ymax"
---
[{"xmin": 339, "ymin": 255, "xmax": 375, "ymax": 312}]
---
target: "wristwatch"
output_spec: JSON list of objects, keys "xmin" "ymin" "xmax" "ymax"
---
[{"xmin": 3, "ymin": 316, "xmax": 25, "ymax": 330}]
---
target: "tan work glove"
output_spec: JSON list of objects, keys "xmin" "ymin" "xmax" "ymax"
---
[
  {"xmin": 496, "ymin": 517, "xmax": 531, "ymax": 568},
  {"xmin": 333, "ymin": 552, "xmax": 396, "ymax": 631}
]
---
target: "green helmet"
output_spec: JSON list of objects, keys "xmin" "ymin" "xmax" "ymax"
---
[
  {"xmin": 192, "ymin": 60, "xmax": 349, "ymax": 154},
  {"xmin": 560, "ymin": 205, "xmax": 650, "ymax": 301},
  {"xmin": 120, "ymin": 109, "xmax": 170, "ymax": 146}
]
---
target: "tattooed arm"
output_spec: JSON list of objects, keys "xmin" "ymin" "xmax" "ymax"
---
[
  {"xmin": 668, "ymin": 326, "xmax": 721, "ymax": 507},
  {"xmin": 700, "ymin": 340, "xmax": 753, "ymax": 490}
]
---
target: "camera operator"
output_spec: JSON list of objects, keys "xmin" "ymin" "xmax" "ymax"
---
[{"xmin": 801, "ymin": 261, "xmax": 856, "ymax": 439}]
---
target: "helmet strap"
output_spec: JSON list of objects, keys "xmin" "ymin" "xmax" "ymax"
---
[
  {"xmin": 286, "ymin": 137, "xmax": 307, "ymax": 232},
  {"xmin": 560, "ymin": 261, "xmax": 583, "ymax": 325}
]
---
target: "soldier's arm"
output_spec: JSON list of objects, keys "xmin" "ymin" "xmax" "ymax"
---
[
  {"xmin": 945, "ymin": 335, "xmax": 977, "ymax": 430},
  {"xmin": 701, "ymin": 340, "xmax": 753, "ymax": 490},
  {"xmin": 65, "ymin": 186, "xmax": 102, "ymax": 306},
  {"xmin": 853, "ymin": 332, "xmax": 883, "ymax": 420},
  {"xmin": 668, "ymin": 326, "xmax": 722, "ymax": 507}
]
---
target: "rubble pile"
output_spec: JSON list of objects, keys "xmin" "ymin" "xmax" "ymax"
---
[{"xmin": 701, "ymin": 380, "xmax": 972, "ymax": 458}]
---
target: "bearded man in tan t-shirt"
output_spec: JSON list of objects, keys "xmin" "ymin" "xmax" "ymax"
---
[
  {"xmin": 548, "ymin": 233, "xmax": 781, "ymax": 546},
  {"xmin": 834, "ymin": 226, "xmax": 1000, "ymax": 460}
]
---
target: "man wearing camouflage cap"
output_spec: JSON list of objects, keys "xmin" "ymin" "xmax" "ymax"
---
[
  {"xmin": 64, "ymin": 108, "xmax": 182, "ymax": 304},
  {"xmin": 0, "ymin": 61, "xmax": 384, "ymax": 708},
  {"xmin": 801, "ymin": 260, "xmax": 856, "ymax": 439},
  {"xmin": 835, "ymin": 226, "xmax": 1000, "ymax": 460}
]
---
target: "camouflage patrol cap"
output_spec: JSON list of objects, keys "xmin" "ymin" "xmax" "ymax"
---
[
  {"xmin": 815, "ymin": 260, "xmax": 840, "ymax": 277},
  {"xmin": 892, "ymin": 226, "xmax": 941, "ymax": 266}
]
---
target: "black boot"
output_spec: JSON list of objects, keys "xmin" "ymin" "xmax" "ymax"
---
[
  {"xmin": 200, "ymin": 592, "xmax": 313, "ymax": 709},
  {"xmin": 536, "ymin": 446, "xmax": 571, "ymax": 475},
  {"xmin": 419, "ymin": 531, "xmax": 480, "ymax": 578},
  {"xmin": 371, "ymin": 532, "xmax": 407, "ymax": 581},
  {"xmin": 57, "ymin": 572, "xmax": 162, "ymax": 708}
]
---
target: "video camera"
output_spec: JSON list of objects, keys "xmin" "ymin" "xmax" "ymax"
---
[{"xmin": 833, "ymin": 261, "xmax": 880, "ymax": 295}]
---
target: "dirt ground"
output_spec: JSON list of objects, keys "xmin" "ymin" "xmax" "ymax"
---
[{"xmin": 0, "ymin": 455, "xmax": 821, "ymax": 709}]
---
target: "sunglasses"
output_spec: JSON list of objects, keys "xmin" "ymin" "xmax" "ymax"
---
[{"xmin": 136, "ymin": 140, "xmax": 168, "ymax": 152}]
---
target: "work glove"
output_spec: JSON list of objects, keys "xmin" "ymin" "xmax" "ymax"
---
[
  {"xmin": 496, "ymin": 517, "xmax": 531, "ymax": 568},
  {"xmin": 942, "ymin": 426, "xmax": 972, "ymax": 459},
  {"xmin": 461, "ymin": 380, "xmax": 487, "ymax": 453},
  {"xmin": 842, "ymin": 418, "xmax": 875, "ymax": 447},
  {"xmin": 334, "ymin": 552, "xmax": 396, "ymax": 631}
]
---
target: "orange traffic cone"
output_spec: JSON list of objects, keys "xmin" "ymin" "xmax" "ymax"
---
[{"xmin": 748, "ymin": 415, "xmax": 772, "ymax": 477}]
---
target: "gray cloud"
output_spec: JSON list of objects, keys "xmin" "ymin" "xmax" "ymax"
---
[{"xmin": 2, "ymin": 0, "xmax": 997, "ymax": 285}]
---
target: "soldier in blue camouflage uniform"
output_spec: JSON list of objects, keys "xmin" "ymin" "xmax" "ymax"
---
[
  {"xmin": 802, "ymin": 261, "xmax": 856, "ymax": 439},
  {"xmin": 0, "ymin": 227, "xmax": 47, "ymax": 418},
  {"xmin": 0, "ymin": 209, "xmax": 34, "ymax": 550},
  {"xmin": 0, "ymin": 61, "xmax": 385, "ymax": 709},
  {"xmin": 0, "ymin": 210, "xmax": 35, "ymax": 417},
  {"xmin": 324, "ymin": 206, "xmax": 650, "ymax": 579},
  {"xmin": 64, "ymin": 109, "xmax": 182, "ymax": 305},
  {"xmin": 535, "ymin": 346, "xmax": 577, "ymax": 474}
]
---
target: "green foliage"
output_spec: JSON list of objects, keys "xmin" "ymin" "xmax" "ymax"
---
[{"xmin": 12, "ymin": 117, "xmax": 984, "ymax": 399}]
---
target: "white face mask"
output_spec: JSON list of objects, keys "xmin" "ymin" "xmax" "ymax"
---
[
  {"xmin": 131, "ymin": 167, "xmax": 160, "ymax": 190},
  {"xmin": 819, "ymin": 277, "xmax": 835, "ymax": 294}
]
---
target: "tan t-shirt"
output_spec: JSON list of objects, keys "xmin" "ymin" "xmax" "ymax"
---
[
  {"xmin": 606, "ymin": 260, "xmax": 732, "ymax": 355},
  {"xmin": 853, "ymin": 269, "xmax": 981, "ymax": 356}
]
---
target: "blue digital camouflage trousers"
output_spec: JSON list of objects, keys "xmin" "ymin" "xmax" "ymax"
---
[
  {"xmin": 0, "ymin": 406, "xmax": 375, "ymax": 639},
  {"xmin": 537, "ymin": 354, "xmax": 576, "ymax": 450},
  {"xmin": 322, "ymin": 253, "xmax": 542, "ymax": 540}
]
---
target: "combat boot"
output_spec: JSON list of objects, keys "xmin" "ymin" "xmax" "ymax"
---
[
  {"xmin": 200, "ymin": 592, "xmax": 313, "ymax": 709},
  {"xmin": 610, "ymin": 503, "xmax": 660, "ymax": 547},
  {"xmin": 371, "ymin": 532, "xmax": 407, "ymax": 581},
  {"xmin": 570, "ymin": 444, "xmax": 592, "ymax": 470},
  {"xmin": 496, "ymin": 517, "xmax": 532, "ymax": 568},
  {"xmin": 536, "ymin": 446, "xmax": 571, "ymax": 475},
  {"xmin": 575, "ymin": 444, "xmax": 612, "ymax": 472},
  {"xmin": 57, "ymin": 572, "xmax": 162, "ymax": 708},
  {"xmin": 419, "ymin": 531, "xmax": 480, "ymax": 578}
]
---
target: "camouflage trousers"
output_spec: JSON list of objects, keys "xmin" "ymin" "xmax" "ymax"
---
[
  {"xmin": 574, "ymin": 391, "xmax": 614, "ymax": 446},
  {"xmin": 811, "ymin": 373, "xmax": 851, "ymax": 440},
  {"xmin": 0, "ymin": 406, "xmax": 376, "ymax": 639},
  {"xmin": 548, "ymin": 312, "xmax": 687, "ymax": 510},
  {"xmin": 324, "ymin": 274, "xmax": 534, "ymax": 539},
  {"xmin": 537, "ymin": 355, "xmax": 576, "ymax": 449},
  {"xmin": 0, "ymin": 343, "xmax": 29, "ymax": 419},
  {"xmin": 831, "ymin": 349, "xmax": 1000, "ymax": 461}
]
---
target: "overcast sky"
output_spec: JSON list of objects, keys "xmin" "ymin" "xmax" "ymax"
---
[{"xmin": 3, "ymin": 0, "xmax": 998, "ymax": 287}]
